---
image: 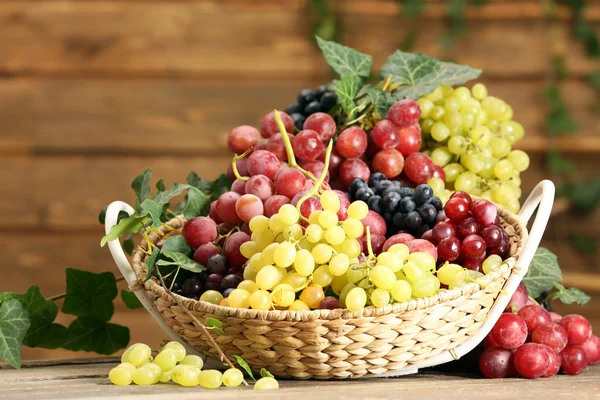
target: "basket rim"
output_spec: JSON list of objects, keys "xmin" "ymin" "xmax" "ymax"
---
[{"xmin": 131, "ymin": 202, "xmax": 528, "ymax": 321}]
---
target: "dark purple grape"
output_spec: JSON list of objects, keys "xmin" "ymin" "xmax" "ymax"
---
[
  {"xmin": 481, "ymin": 225, "xmax": 503, "ymax": 248},
  {"xmin": 223, "ymin": 288, "xmax": 235, "ymax": 298},
  {"xmin": 206, "ymin": 274, "xmax": 223, "ymax": 291},
  {"xmin": 207, "ymin": 254, "xmax": 228, "ymax": 275},
  {"xmin": 456, "ymin": 217, "xmax": 479, "ymax": 240},
  {"xmin": 182, "ymin": 278, "xmax": 203, "ymax": 298},
  {"xmin": 221, "ymin": 274, "xmax": 243, "ymax": 291}
]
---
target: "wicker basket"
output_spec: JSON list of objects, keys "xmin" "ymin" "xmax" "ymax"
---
[{"xmin": 105, "ymin": 180, "xmax": 555, "ymax": 379}]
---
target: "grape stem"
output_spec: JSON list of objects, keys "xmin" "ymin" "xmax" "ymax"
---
[
  {"xmin": 295, "ymin": 140, "xmax": 334, "ymax": 221},
  {"xmin": 381, "ymin": 75, "xmax": 392, "ymax": 92},
  {"xmin": 232, "ymin": 148, "xmax": 253, "ymax": 181},
  {"xmin": 155, "ymin": 268, "xmax": 249, "ymax": 386},
  {"xmin": 365, "ymin": 226, "xmax": 375, "ymax": 261}
]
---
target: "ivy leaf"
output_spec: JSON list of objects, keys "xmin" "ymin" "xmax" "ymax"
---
[
  {"xmin": 145, "ymin": 247, "xmax": 161, "ymax": 282},
  {"xmin": 161, "ymin": 236, "xmax": 191, "ymax": 254},
  {"xmin": 123, "ymin": 238, "xmax": 135, "ymax": 256},
  {"xmin": 260, "ymin": 368, "xmax": 275, "ymax": 378},
  {"xmin": 232, "ymin": 355, "xmax": 255, "ymax": 380},
  {"xmin": 101, "ymin": 215, "xmax": 149, "ymax": 247},
  {"xmin": 380, "ymin": 50, "xmax": 481, "ymax": 100},
  {"xmin": 98, "ymin": 206, "xmax": 129, "ymax": 226},
  {"xmin": 546, "ymin": 150, "xmax": 576, "ymax": 174},
  {"xmin": 63, "ymin": 317, "xmax": 129, "ymax": 355},
  {"xmin": 140, "ymin": 199, "xmax": 164, "ymax": 228},
  {"xmin": 557, "ymin": 179, "xmax": 600, "ymax": 214},
  {"xmin": 156, "ymin": 179, "xmax": 166, "ymax": 192},
  {"xmin": 131, "ymin": 169, "xmax": 152, "ymax": 209},
  {"xmin": 153, "ymin": 183, "xmax": 190, "ymax": 206},
  {"xmin": 187, "ymin": 172, "xmax": 231, "ymax": 201},
  {"xmin": 157, "ymin": 252, "xmax": 206, "ymax": 273},
  {"xmin": 120, "ymin": 290, "xmax": 143, "ymax": 309},
  {"xmin": 183, "ymin": 187, "xmax": 211, "ymax": 220},
  {"xmin": 316, "ymin": 36, "xmax": 372, "ymax": 78},
  {"xmin": 522, "ymin": 247, "xmax": 562, "ymax": 298},
  {"xmin": 335, "ymin": 74, "xmax": 362, "ymax": 118},
  {"xmin": 367, "ymin": 87, "xmax": 395, "ymax": 118},
  {"xmin": 551, "ymin": 283, "xmax": 591, "ymax": 305},
  {"xmin": 0, "ymin": 299, "xmax": 30, "ymax": 368},
  {"xmin": 62, "ymin": 269, "xmax": 118, "ymax": 322}
]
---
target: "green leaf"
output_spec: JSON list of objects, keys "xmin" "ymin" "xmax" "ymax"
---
[
  {"xmin": 568, "ymin": 234, "xmax": 597, "ymax": 255},
  {"xmin": 546, "ymin": 150, "xmax": 576, "ymax": 174},
  {"xmin": 551, "ymin": 283, "xmax": 591, "ymax": 305},
  {"xmin": 398, "ymin": 0, "xmax": 426, "ymax": 18},
  {"xmin": 380, "ymin": 51, "xmax": 481, "ymax": 100},
  {"xmin": 205, "ymin": 317, "xmax": 222, "ymax": 328},
  {"xmin": 156, "ymin": 179, "xmax": 166, "ymax": 192},
  {"xmin": 367, "ymin": 87, "xmax": 395, "ymax": 118},
  {"xmin": 557, "ymin": 179, "xmax": 600, "ymax": 214},
  {"xmin": 101, "ymin": 215, "xmax": 149, "ymax": 247},
  {"xmin": 62, "ymin": 269, "xmax": 118, "ymax": 322},
  {"xmin": 316, "ymin": 36, "xmax": 372, "ymax": 78},
  {"xmin": 157, "ymin": 252, "xmax": 206, "ymax": 273},
  {"xmin": 152, "ymin": 183, "xmax": 190, "ymax": 206},
  {"xmin": 144, "ymin": 247, "xmax": 161, "ymax": 282},
  {"xmin": 335, "ymin": 74, "xmax": 362, "ymax": 117},
  {"xmin": 131, "ymin": 169, "xmax": 152, "ymax": 209},
  {"xmin": 232, "ymin": 355, "xmax": 255, "ymax": 380},
  {"xmin": 122, "ymin": 238, "xmax": 135, "ymax": 256},
  {"xmin": 522, "ymin": 247, "xmax": 563, "ymax": 298},
  {"xmin": 260, "ymin": 368, "xmax": 275, "ymax": 378},
  {"xmin": 187, "ymin": 172, "xmax": 231, "ymax": 201},
  {"xmin": 121, "ymin": 290, "xmax": 143, "ymax": 309},
  {"xmin": 161, "ymin": 236, "xmax": 191, "ymax": 254},
  {"xmin": 98, "ymin": 207, "xmax": 130, "ymax": 226},
  {"xmin": 0, "ymin": 299, "xmax": 30, "ymax": 368},
  {"xmin": 140, "ymin": 199, "xmax": 164, "ymax": 228},
  {"xmin": 63, "ymin": 317, "xmax": 129, "ymax": 355},
  {"xmin": 183, "ymin": 187, "xmax": 211, "ymax": 220}
]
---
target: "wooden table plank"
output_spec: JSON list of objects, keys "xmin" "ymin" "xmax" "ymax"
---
[{"xmin": 1, "ymin": 359, "xmax": 599, "ymax": 399}]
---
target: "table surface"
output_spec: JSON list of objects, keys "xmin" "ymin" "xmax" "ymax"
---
[{"xmin": 1, "ymin": 358, "xmax": 600, "ymax": 400}]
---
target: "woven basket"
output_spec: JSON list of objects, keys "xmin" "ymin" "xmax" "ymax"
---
[{"xmin": 105, "ymin": 180, "xmax": 555, "ymax": 379}]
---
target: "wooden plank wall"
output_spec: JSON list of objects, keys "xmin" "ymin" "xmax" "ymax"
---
[{"xmin": 0, "ymin": 0, "xmax": 599, "ymax": 361}]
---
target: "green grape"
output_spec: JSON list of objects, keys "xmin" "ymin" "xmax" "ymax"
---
[
  {"xmin": 452, "ymin": 86, "xmax": 472, "ymax": 103},
  {"xmin": 481, "ymin": 190, "xmax": 494, "ymax": 201},
  {"xmin": 454, "ymin": 172, "xmax": 478, "ymax": 192},
  {"xmin": 470, "ymin": 126, "xmax": 490, "ymax": 145},
  {"xmin": 289, "ymin": 299, "xmax": 310, "ymax": 310},
  {"xmin": 431, "ymin": 122, "xmax": 450, "ymax": 142},
  {"xmin": 430, "ymin": 105, "xmax": 446, "ymax": 120},
  {"xmin": 347, "ymin": 201, "xmax": 368, "ymax": 220},
  {"xmin": 159, "ymin": 370, "xmax": 174, "ymax": 383},
  {"xmin": 279, "ymin": 204, "xmax": 300, "ymax": 225},
  {"xmin": 331, "ymin": 274, "xmax": 349, "ymax": 295},
  {"xmin": 261, "ymin": 243, "xmax": 278, "ymax": 266},
  {"xmin": 305, "ymin": 224, "xmax": 323, "ymax": 243},
  {"xmin": 507, "ymin": 150, "xmax": 530, "ymax": 172},
  {"xmin": 471, "ymin": 83, "xmax": 488, "ymax": 100},
  {"xmin": 222, "ymin": 368, "xmax": 244, "ymax": 387},
  {"xmin": 228, "ymin": 288, "xmax": 251, "ymax": 308},
  {"xmin": 254, "ymin": 377, "xmax": 279, "ymax": 390},
  {"xmin": 339, "ymin": 283, "xmax": 357, "ymax": 307},
  {"xmin": 329, "ymin": 253, "xmax": 350, "ymax": 276},
  {"xmin": 421, "ymin": 118, "xmax": 435, "ymax": 134},
  {"xmin": 109, "ymin": 366, "xmax": 133, "ymax": 386},
  {"xmin": 431, "ymin": 147, "xmax": 453, "ymax": 166},
  {"xmin": 313, "ymin": 264, "xmax": 334, "ymax": 287},
  {"xmin": 478, "ymin": 157, "xmax": 496, "ymax": 179},
  {"xmin": 486, "ymin": 119, "xmax": 500, "ymax": 132},
  {"xmin": 408, "ymin": 252, "xmax": 436, "ymax": 273},
  {"xmin": 294, "ymin": 249, "xmax": 315, "ymax": 277},
  {"xmin": 502, "ymin": 121, "xmax": 525, "ymax": 142},
  {"xmin": 482, "ymin": 254, "xmax": 503, "ymax": 274},
  {"xmin": 283, "ymin": 224, "xmax": 303, "ymax": 241},
  {"xmin": 460, "ymin": 112, "xmax": 478, "ymax": 132},
  {"xmin": 506, "ymin": 198, "xmax": 521, "ymax": 213},
  {"xmin": 249, "ymin": 215, "xmax": 269, "ymax": 234},
  {"xmin": 494, "ymin": 159, "xmax": 514, "ymax": 180},
  {"xmin": 443, "ymin": 111, "xmax": 462, "ymax": 132},
  {"xmin": 345, "ymin": 287, "xmax": 367, "ymax": 312},
  {"xmin": 163, "ymin": 341, "xmax": 186, "ymax": 362},
  {"xmin": 443, "ymin": 163, "xmax": 465, "ymax": 182},
  {"xmin": 308, "ymin": 210, "xmax": 322, "ymax": 225},
  {"xmin": 346, "ymin": 265, "xmax": 368, "ymax": 284},
  {"xmin": 121, "ymin": 344, "xmax": 139, "ymax": 364},
  {"xmin": 272, "ymin": 283, "xmax": 295, "ymax": 307},
  {"xmin": 448, "ymin": 135, "xmax": 467, "ymax": 155},
  {"xmin": 370, "ymin": 266, "xmax": 396, "ymax": 289},
  {"xmin": 426, "ymin": 86, "xmax": 444, "ymax": 102},
  {"xmin": 340, "ymin": 238, "xmax": 361, "ymax": 259},
  {"xmin": 388, "ymin": 243, "xmax": 409, "ymax": 261},
  {"xmin": 417, "ymin": 98, "xmax": 434, "ymax": 118},
  {"xmin": 117, "ymin": 362, "xmax": 136, "ymax": 374},
  {"xmin": 249, "ymin": 290, "xmax": 272, "ymax": 310},
  {"xmin": 256, "ymin": 265, "xmax": 280, "ymax": 290},
  {"xmin": 274, "ymin": 241, "xmax": 296, "ymax": 268},
  {"xmin": 128, "ymin": 343, "xmax": 151, "ymax": 367},
  {"xmin": 490, "ymin": 137, "xmax": 511, "ymax": 159},
  {"xmin": 411, "ymin": 276, "xmax": 441, "ymax": 298},
  {"xmin": 342, "ymin": 218, "xmax": 364, "ymax": 239},
  {"xmin": 460, "ymin": 154, "xmax": 483, "ymax": 173},
  {"xmin": 312, "ymin": 243, "xmax": 333, "ymax": 264},
  {"xmin": 370, "ymin": 288, "xmax": 390, "ymax": 308},
  {"xmin": 132, "ymin": 366, "xmax": 156, "ymax": 386},
  {"xmin": 492, "ymin": 184, "xmax": 515, "ymax": 206},
  {"xmin": 377, "ymin": 252, "xmax": 403, "ymax": 272},
  {"xmin": 320, "ymin": 190, "xmax": 341, "ymax": 213},
  {"xmin": 281, "ymin": 272, "xmax": 307, "ymax": 291},
  {"xmin": 144, "ymin": 363, "xmax": 162, "ymax": 383},
  {"xmin": 403, "ymin": 262, "xmax": 424, "ymax": 282},
  {"xmin": 444, "ymin": 98, "xmax": 460, "ymax": 112},
  {"xmin": 500, "ymin": 105, "xmax": 513, "ymax": 121},
  {"xmin": 298, "ymin": 237, "xmax": 314, "ymax": 251},
  {"xmin": 299, "ymin": 285, "xmax": 325, "ymax": 308},
  {"xmin": 436, "ymin": 263, "xmax": 466, "ymax": 285},
  {"xmin": 390, "ymin": 280, "xmax": 412, "ymax": 302},
  {"xmin": 240, "ymin": 241, "xmax": 258, "ymax": 259},
  {"xmin": 239, "ymin": 279, "xmax": 260, "ymax": 293},
  {"xmin": 154, "ymin": 349, "xmax": 178, "ymax": 372},
  {"xmin": 200, "ymin": 290, "xmax": 223, "ymax": 305},
  {"xmin": 248, "ymin": 253, "xmax": 265, "ymax": 273},
  {"xmin": 478, "ymin": 109, "xmax": 488, "ymax": 125},
  {"xmin": 325, "ymin": 225, "xmax": 346, "ymax": 246},
  {"xmin": 254, "ymin": 231, "xmax": 275, "ymax": 252},
  {"xmin": 175, "ymin": 366, "xmax": 200, "ymax": 387},
  {"xmin": 244, "ymin": 265, "xmax": 257, "ymax": 280},
  {"xmin": 269, "ymin": 213, "xmax": 285, "ymax": 233},
  {"xmin": 318, "ymin": 210, "xmax": 338, "ymax": 229}
]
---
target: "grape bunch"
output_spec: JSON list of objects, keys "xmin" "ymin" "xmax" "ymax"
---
[
  {"xmin": 480, "ymin": 284, "xmax": 600, "ymax": 379},
  {"xmin": 284, "ymin": 85, "xmax": 340, "ymax": 130},
  {"xmin": 347, "ymin": 173, "xmax": 444, "ymax": 239},
  {"xmin": 417, "ymin": 84, "xmax": 529, "ymax": 212},
  {"xmin": 109, "ymin": 341, "xmax": 278, "ymax": 390}
]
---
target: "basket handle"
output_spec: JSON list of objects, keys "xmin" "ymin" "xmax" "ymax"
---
[{"xmin": 104, "ymin": 201, "xmax": 202, "ymax": 357}]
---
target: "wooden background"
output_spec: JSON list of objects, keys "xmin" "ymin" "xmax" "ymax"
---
[{"xmin": 1, "ymin": 0, "xmax": 599, "ymax": 361}]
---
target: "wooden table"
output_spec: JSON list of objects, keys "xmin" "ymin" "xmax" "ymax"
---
[{"xmin": 2, "ymin": 358, "xmax": 600, "ymax": 400}]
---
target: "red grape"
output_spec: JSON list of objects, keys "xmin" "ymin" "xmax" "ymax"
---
[
  {"xmin": 227, "ymin": 125, "xmax": 260, "ymax": 154},
  {"xmin": 479, "ymin": 347, "xmax": 517, "ymax": 379},
  {"xmin": 517, "ymin": 305, "xmax": 552, "ymax": 333},
  {"xmin": 484, "ymin": 334, "xmax": 499, "ymax": 348},
  {"xmin": 320, "ymin": 296, "xmax": 341, "ymax": 310},
  {"xmin": 449, "ymin": 191, "xmax": 472, "ymax": 208},
  {"xmin": 489, "ymin": 240, "xmax": 509, "ymax": 260},
  {"xmin": 266, "ymin": 132, "xmax": 292, "ymax": 161},
  {"xmin": 581, "ymin": 335, "xmax": 600, "ymax": 365},
  {"xmin": 300, "ymin": 159, "xmax": 329, "ymax": 182},
  {"xmin": 372, "ymin": 120, "xmax": 400, "ymax": 149},
  {"xmin": 561, "ymin": 345, "xmax": 588, "ymax": 375},
  {"xmin": 543, "ymin": 346, "xmax": 561, "ymax": 377},
  {"xmin": 216, "ymin": 191, "xmax": 243, "ymax": 224},
  {"xmin": 559, "ymin": 314, "xmax": 592, "ymax": 345},
  {"xmin": 445, "ymin": 198, "xmax": 470, "ymax": 223},
  {"xmin": 274, "ymin": 167, "xmax": 307, "ymax": 199},
  {"xmin": 227, "ymin": 157, "xmax": 249, "ymax": 182},
  {"xmin": 432, "ymin": 165, "xmax": 446, "ymax": 181},
  {"xmin": 223, "ymin": 231, "xmax": 250, "ymax": 268},
  {"xmin": 235, "ymin": 194, "xmax": 264, "ymax": 223},
  {"xmin": 491, "ymin": 313, "xmax": 528, "ymax": 349},
  {"xmin": 335, "ymin": 127, "xmax": 368, "ymax": 158},
  {"xmin": 334, "ymin": 190, "xmax": 350, "ymax": 221},
  {"xmin": 456, "ymin": 217, "xmax": 479, "ymax": 240},
  {"xmin": 254, "ymin": 139, "xmax": 268, "ymax": 151},
  {"xmin": 506, "ymin": 282, "xmax": 528, "ymax": 312},
  {"xmin": 437, "ymin": 237, "xmax": 461, "ymax": 261},
  {"xmin": 360, "ymin": 210, "xmax": 387, "ymax": 237},
  {"xmin": 388, "ymin": 99, "xmax": 421, "ymax": 128},
  {"xmin": 462, "ymin": 258, "xmax": 482, "ymax": 272},
  {"xmin": 396, "ymin": 124, "xmax": 422, "ymax": 157},
  {"xmin": 550, "ymin": 311, "xmax": 563, "ymax": 323},
  {"xmin": 264, "ymin": 195, "xmax": 291, "ymax": 217},
  {"xmin": 514, "ymin": 343, "xmax": 550, "ymax": 379},
  {"xmin": 291, "ymin": 191, "xmax": 323, "ymax": 220},
  {"xmin": 303, "ymin": 112, "xmax": 337, "ymax": 142},
  {"xmin": 407, "ymin": 239, "xmax": 438, "ymax": 260},
  {"xmin": 339, "ymin": 158, "xmax": 370, "ymax": 189},
  {"xmin": 382, "ymin": 233, "xmax": 415, "ymax": 252},
  {"xmin": 372, "ymin": 149, "xmax": 404, "ymax": 179},
  {"xmin": 247, "ymin": 150, "xmax": 281, "ymax": 180},
  {"xmin": 193, "ymin": 242, "xmax": 222, "ymax": 266},
  {"xmin": 244, "ymin": 174, "xmax": 275, "ymax": 201},
  {"xmin": 321, "ymin": 148, "xmax": 343, "ymax": 174},
  {"xmin": 461, "ymin": 234, "xmax": 486, "ymax": 260},
  {"xmin": 421, "ymin": 229, "xmax": 433, "ymax": 242},
  {"xmin": 470, "ymin": 199, "xmax": 498, "ymax": 226},
  {"xmin": 182, "ymin": 217, "xmax": 218, "ymax": 249},
  {"xmin": 359, "ymin": 234, "xmax": 386, "ymax": 255},
  {"xmin": 231, "ymin": 179, "xmax": 247, "ymax": 195},
  {"xmin": 532, "ymin": 323, "xmax": 568, "ymax": 353},
  {"xmin": 403, "ymin": 153, "xmax": 435, "ymax": 184},
  {"xmin": 432, "ymin": 221, "xmax": 456, "ymax": 244},
  {"xmin": 293, "ymin": 129, "xmax": 325, "ymax": 161},
  {"xmin": 209, "ymin": 200, "xmax": 223, "ymax": 224},
  {"xmin": 481, "ymin": 225, "xmax": 503, "ymax": 248},
  {"xmin": 260, "ymin": 111, "xmax": 294, "ymax": 138}
]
